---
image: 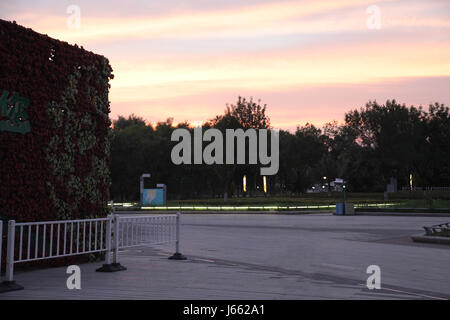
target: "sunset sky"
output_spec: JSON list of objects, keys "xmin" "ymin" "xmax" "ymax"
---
[{"xmin": 2, "ymin": 0, "xmax": 449, "ymax": 130}]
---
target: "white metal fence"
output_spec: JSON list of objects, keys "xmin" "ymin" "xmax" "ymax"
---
[
  {"xmin": 4, "ymin": 217, "xmax": 110, "ymax": 282},
  {"xmin": 109, "ymin": 214, "xmax": 181, "ymax": 267},
  {"xmin": 117, "ymin": 215, "xmax": 177, "ymax": 248},
  {"xmin": 0, "ymin": 213, "xmax": 183, "ymax": 289}
]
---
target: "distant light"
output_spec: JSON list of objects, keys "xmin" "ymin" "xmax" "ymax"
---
[
  {"xmin": 322, "ymin": 185, "xmax": 325, "ymax": 189},
  {"xmin": 243, "ymin": 175, "xmax": 247, "ymax": 193},
  {"xmin": 263, "ymin": 176, "xmax": 267, "ymax": 193},
  {"xmin": 343, "ymin": 185, "xmax": 346, "ymax": 189},
  {"xmin": 323, "ymin": 176, "xmax": 327, "ymax": 180}
]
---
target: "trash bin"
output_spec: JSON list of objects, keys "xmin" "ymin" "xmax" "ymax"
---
[{"xmin": 335, "ymin": 202, "xmax": 345, "ymax": 215}]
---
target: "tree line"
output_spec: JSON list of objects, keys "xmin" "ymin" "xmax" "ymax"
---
[{"xmin": 110, "ymin": 97, "xmax": 450, "ymax": 200}]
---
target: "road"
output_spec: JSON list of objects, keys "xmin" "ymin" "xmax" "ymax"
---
[{"xmin": 1, "ymin": 213, "xmax": 449, "ymax": 299}]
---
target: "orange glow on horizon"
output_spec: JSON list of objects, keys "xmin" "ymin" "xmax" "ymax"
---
[{"xmin": 2, "ymin": 0, "xmax": 449, "ymax": 130}]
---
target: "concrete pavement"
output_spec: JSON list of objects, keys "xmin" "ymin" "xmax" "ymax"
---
[{"xmin": 1, "ymin": 213, "xmax": 449, "ymax": 299}]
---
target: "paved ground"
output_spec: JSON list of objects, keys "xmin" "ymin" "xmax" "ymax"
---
[{"xmin": 1, "ymin": 213, "xmax": 449, "ymax": 299}]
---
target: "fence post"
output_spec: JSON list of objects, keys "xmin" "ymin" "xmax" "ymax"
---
[
  {"xmin": 5, "ymin": 220, "xmax": 15, "ymax": 282},
  {"xmin": 169, "ymin": 212, "xmax": 186, "ymax": 260},
  {"xmin": 113, "ymin": 215, "xmax": 119, "ymax": 264},
  {"xmin": 106, "ymin": 214, "xmax": 112, "ymax": 265},
  {"xmin": 96, "ymin": 214, "xmax": 126, "ymax": 272},
  {"xmin": 0, "ymin": 220, "xmax": 24, "ymax": 292},
  {"xmin": 112, "ymin": 215, "xmax": 126, "ymax": 271},
  {"xmin": 96, "ymin": 214, "xmax": 112, "ymax": 272}
]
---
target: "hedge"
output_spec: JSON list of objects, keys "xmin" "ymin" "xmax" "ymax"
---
[{"xmin": 0, "ymin": 19, "xmax": 113, "ymax": 223}]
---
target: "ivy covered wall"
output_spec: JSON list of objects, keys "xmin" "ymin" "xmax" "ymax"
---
[{"xmin": 0, "ymin": 19, "xmax": 113, "ymax": 222}]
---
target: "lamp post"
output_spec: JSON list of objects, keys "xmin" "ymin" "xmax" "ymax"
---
[
  {"xmin": 140, "ymin": 173, "xmax": 151, "ymax": 205},
  {"xmin": 263, "ymin": 176, "xmax": 267, "ymax": 194}
]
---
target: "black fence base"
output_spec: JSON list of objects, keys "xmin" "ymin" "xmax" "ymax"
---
[
  {"xmin": 96, "ymin": 263, "xmax": 127, "ymax": 272},
  {"xmin": 0, "ymin": 281, "xmax": 24, "ymax": 293},
  {"xmin": 168, "ymin": 252, "xmax": 187, "ymax": 260}
]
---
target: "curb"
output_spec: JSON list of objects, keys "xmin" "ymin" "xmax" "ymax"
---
[
  {"xmin": 116, "ymin": 210, "xmax": 333, "ymax": 215},
  {"xmin": 355, "ymin": 211, "xmax": 450, "ymax": 217},
  {"xmin": 411, "ymin": 233, "xmax": 450, "ymax": 245}
]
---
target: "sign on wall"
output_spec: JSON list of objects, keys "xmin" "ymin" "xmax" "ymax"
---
[
  {"xmin": 142, "ymin": 188, "xmax": 165, "ymax": 206},
  {"xmin": 0, "ymin": 90, "xmax": 31, "ymax": 134}
]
